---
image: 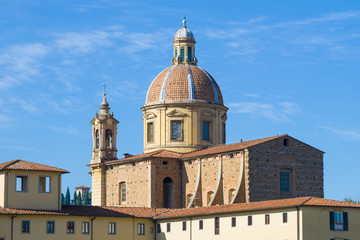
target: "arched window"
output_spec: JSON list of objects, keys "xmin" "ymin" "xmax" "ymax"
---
[
  {"xmin": 207, "ymin": 191, "xmax": 214, "ymax": 206},
  {"xmin": 119, "ymin": 182, "xmax": 126, "ymax": 204},
  {"xmin": 228, "ymin": 188, "xmax": 236, "ymax": 204},
  {"xmin": 187, "ymin": 46, "xmax": 192, "ymax": 61},
  {"xmin": 163, "ymin": 177, "xmax": 174, "ymax": 208},
  {"xmin": 105, "ymin": 129, "xmax": 112, "ymax": 148},
  {"xmin": 95, "ymin": 129, "xmax": 99, "ymax": 149},
  {"xmin": 180, "ymin": 48, "xmax": 184, "ymax": 62}
]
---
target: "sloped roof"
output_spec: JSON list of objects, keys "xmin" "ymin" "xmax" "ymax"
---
[
  {"xmin": 0, "ymin": 205, "xmax": 168, "ymax": 218},
  {"xmin": 0, "ymin": 159, "xmax": 69, "ymax": 173},
  {"xmin": 154, "ymin": 197, "xmax": 360, "ymax": 219},
  {"xmin": 182, "ymin": 134, "xmax": 288, "ymax": 159},
  {"xmin": 103, "ymin": 150, "xmax": 183, "ymax": 165}
]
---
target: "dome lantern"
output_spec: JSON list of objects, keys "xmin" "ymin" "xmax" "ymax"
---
[{"xmin": 172, "ymin": 17, "xmax": 197, "ymax": 65}]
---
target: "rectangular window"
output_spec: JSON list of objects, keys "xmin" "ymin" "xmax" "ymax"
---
[
  {"xmin": 150, "ymin": 227, "xmax": 153, "ymax": 233},
  {"xmin": 39, "ymin": 176, "xmax": 50, "ymax": 193},
  {"xmin": 330, "ymin": 211, "xmax": 348, "ymax": 231},
  {"xmin": 147, "ymin": 122, "xmax": 154, "ymax": 142},
  {"xmin": 157, "ymin": 223, "xmax": 161, "ymax": 233},
  {"xmin": 187, "ymin": 47, "xmax": 192, "ymax": 61},
  {"xmin": 167, "ymin": 222, "xmax": 171, "ymax": 232},
  {"xmin": 46, "ymin": 221, "xmax": 55, "ymax": 234},
  {"xmin": 182, "ymin": 221, "xmax": 186, "ymax": 231},
  {"xmin": 82, "ymin": 222, "xmax": 90, "ymax": 234},
  {"xmin": 67, "ymin": 222, "xmax": 74, "ymax": 234},
  {"xmin": 231, "ymin": 217, "xmax": 236, "ymax": 227},
  {"xmin": 248, "ymin": 216, "xmax": 252, "ymax": 226},
  {"xmin": 175, "ymin": 48, "xmax": 178, "ymax": 59},
  {"xmin": 280, "ymin": 170, "xmax": 291, "ymax": 193},
  {"xmin": 16, "ymin": 176, "xmax": 28, "ymax": 192},
  {"xmin": 108, "ymin": 222, "xmax": 116, "ymax": 234},
  {"xmin": 171, "ymin": 121, "xmax": 182, "ymax": 140},
  {"xmin": 199, "ymin": 220, "xmax": 203, "ymax": 230},
  {"xmin": 265, "ymin": 214, "xmax": 270, "ymax": 225},
  {"xmin": 202, "ymin": 121, "xmax": 210, "ymax": 140},
  {"xmin": 21, "ymin": 220, "xmax": 30, "ymax": 233},
  {"xmin": 180, "ymin": 48, "xmax": 184, "ymax": 62},
  {"xmin": 283, "ymin": 213, "xmax": 288, "ymax": 223},
  {"xmin": 138, "ymin": 223, "xmax": 145, "ymax": 235},
  {"xmin": 214, "ymin": 217, "xmax": 220, "ymax": 235}
]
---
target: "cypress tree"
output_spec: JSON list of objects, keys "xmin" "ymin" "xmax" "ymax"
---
[
  {"xmin": 83, "ymin": 192, "xmax": 89, "ymax": 206},
  {"xmin": 76, "ymin": 192, "xmax": 82, "ymax": 206},
  {"xmin": 64, "ymin": 187, "xmax": 71, "ymax": 205},
  {"xmin": 73, "ymin": 191, "xmax": 77, "ymax": 205},
  {"xmin": 61, "ymin": 193, "xmax": 65, "ymax": 205}
]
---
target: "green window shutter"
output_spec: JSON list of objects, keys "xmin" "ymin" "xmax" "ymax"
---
[
  {"xmin": 329, "ymin": 211, "xmax": 334, "ymax": 230},
  {"xmin": 343, "ymin": 212, "xmax": 348, "ymax": 231}
]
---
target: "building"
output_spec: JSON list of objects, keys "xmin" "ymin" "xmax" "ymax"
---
[
  {"xmin": 1, "ymin": 19, "xmax": 357, "ymax": 240},
  {"xmin": 75, "ymin": 186, "xmax": 90, "ymax": 199},
  {"xmin": 89, "ymin": 19, "xmax": 324, "ymax": 209}
]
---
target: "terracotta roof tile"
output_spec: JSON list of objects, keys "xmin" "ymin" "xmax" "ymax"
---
[
  {"xmin": 146, "ymin": 64, "xmax": 224, "ymax": 105},
  {"xmin": 154, "ymin": 197, "xmax": 360, "ymax": 219},
  {"xmin": 104, "ymin": 150, "xmax": 182, "ymax": 165},
  {"xmin": 0, "ymin": 160, "xmax": 69, "ymax": 173},
  {"xmin": 0, "ymin": 206, "xmax": 169, "ymax": 218},
  {"xmin": 182, "ymin": 135, "xmax": 288, "ymax": 158}
]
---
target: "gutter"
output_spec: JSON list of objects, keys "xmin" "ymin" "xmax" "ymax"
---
[
  {"xmin": 10, "ymin": 215, "xmax": 16, "ymax": 240},
  {"xmin": 90, "ymin": 217, "xmax": 96, "ymax": 240},
  {"xmin": 296, "ymin": 207, "xmax": 300, "ymax": 240}
]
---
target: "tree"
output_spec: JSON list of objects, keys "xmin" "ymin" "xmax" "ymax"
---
[
  {"xmin": 61, "ymin": 193, "xmax": 65, "ymax": 205},
  {"xmin": 64, "ymin": 187, "xmax": 71, "ymax": 205},
  {"xmin": 73, "ymin": 191, "xmax": 77, "ymax": 205},
  {"xmin": 83, "ymin": 192, "xmax": 89, "ymax": 206},
  {"xmin": 76, "ymin": 192, "xmax": 82, "ymax": 206}
]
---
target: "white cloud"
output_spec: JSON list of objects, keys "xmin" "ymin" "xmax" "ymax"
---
[
  {"xmin": 54, "ymin": 31, "xmax": 112, "ymax": 54},
  {"xmin": 229, "ymin": 101, "xmax": 300, "ymax": 123},
  {"xmin": 8, "ymin": 97, "xmax": 38, "ymax": 113},
  {"xmin": 0, "ymin": 43, "xmax": 49, "ymax": 89},
  {"xmin": 47, "ymin": 125, "xmax": 81, "ymax": 135},
  {"xmin": 321, "ymin": 126, "xmax": 360, "ymax": 140}
]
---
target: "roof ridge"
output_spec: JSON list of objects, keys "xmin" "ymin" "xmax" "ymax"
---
[
  {"xmin": 2, "ymin": 159, "xmax": 20, "ymax": 169},
  {"xmin": 300, "ymin": 196, "xmax": 315, "ymax": 206}
]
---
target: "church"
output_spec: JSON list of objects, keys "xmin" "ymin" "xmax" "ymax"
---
[
  {"xmin": 1, "ymin": 19, "xmax": 359, "ymax": 240},
  {"xmin": 89, "ymin": 18, "xmax": 324, "ymax": 209}
]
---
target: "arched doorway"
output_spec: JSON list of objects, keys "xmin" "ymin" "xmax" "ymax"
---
[{"xmin": 163, "ymin": 177, "xmax": 174, "ymax": 208}]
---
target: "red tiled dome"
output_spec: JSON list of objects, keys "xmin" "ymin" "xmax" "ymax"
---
[{"xmin": 145, "ymin": 64, "xmax": 224, "ymax": 105}]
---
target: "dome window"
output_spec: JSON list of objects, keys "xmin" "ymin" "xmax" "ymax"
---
[
  {"xmin": 147, "ymin": 122, "xmax": 154, "ymax": 142},
  {"xmin": 187, "ymin": 47, "xmax": 192, "ymax": 62},
  {"xmin": 180, "ymin": 48, "xmax": 185, "ymax": 62},
  {"xmin": 202, "ymin": 121, "xmax": 211, "ymax": 141},
  {"xmin": 171, "ymin": 120, "xmax": 182, "ymax": 140}
]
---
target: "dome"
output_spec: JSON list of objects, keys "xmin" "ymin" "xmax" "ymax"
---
[
  {"xmin": 145, "ymin": 64, "xmax": 223, "ymax": 105},
  {"xmin": 175, "ymin": 27, "xmax": 194, "ymax": 39}
]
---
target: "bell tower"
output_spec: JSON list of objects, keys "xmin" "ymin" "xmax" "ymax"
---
[
  {"xmin": 90, "ymin": 93, "xmax": 119, "ymax": 164},
  {"xmin": 90, "ymin": 91, "xmax": 118, "ymax": 206}
]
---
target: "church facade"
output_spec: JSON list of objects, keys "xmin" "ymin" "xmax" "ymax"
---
[{"xmin": 88, "ymin": 19, "xmax": 324, "ymax": 209}]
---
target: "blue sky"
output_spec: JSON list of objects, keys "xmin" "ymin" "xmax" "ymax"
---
[{"xmin": 0, "ymin": 0, "xmax": 359, "ymax": 201}]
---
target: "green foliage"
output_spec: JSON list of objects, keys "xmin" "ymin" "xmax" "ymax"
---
[
  {"xmin": 64, "ymin": 187, "xmax": 71, "ymax": 205},
  {"xmin": 76, "ymin": 192, "xmax": 82, "ymax": 206},
  {"xmin": 73, "ymin": 191, "xmax": 77, "ymax": 205},
  {"xmin": 61, "ymin": 193, "xmax": 65, "ymax": 205},
  {"xmin": 83, "ymin": 191, "xmax": 89, "ymax": 206}
]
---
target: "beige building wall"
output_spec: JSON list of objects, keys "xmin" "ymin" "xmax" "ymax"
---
[
  {"xmin": 302, "ymin": 206, "xmax": 360, "ymax": 240},
  {"xmin": 3, "ymin": 170, "xmax": 61, "ymax": 210},
  {"xmin": 0, "ymin": 173, "xmax": 5, "ymax": 207},
  {"xmin": 156, "ymin": 208, "xmax": 299, "ymax": 240},
  {"xmin": 142, "ymin": 104, "xmax": 227, "ymax": 154},
  {"xmin": 0, "ymin": 215, "xmax": 155, "ymax": 240}
]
